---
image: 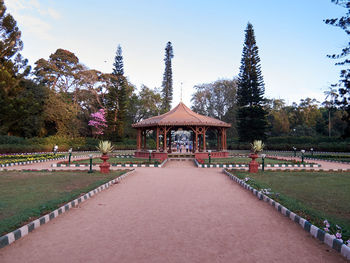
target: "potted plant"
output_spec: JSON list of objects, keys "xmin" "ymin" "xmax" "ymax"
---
[
  {"xmin": 97, "ymin": 140, "xmax": 114, "ymax": 173},
  {"xmin": 249, "ymin": 140, "xmax": 264, "ymax": 173}
]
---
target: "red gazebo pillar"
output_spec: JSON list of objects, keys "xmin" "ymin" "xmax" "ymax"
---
[
  {"xmin": 217, "ymin": 128, "xmax": 221, "ymax": 151},
  {"xmin": 223, "ymin": 128, "xmax": 227, "ymax": 150},
  {"xmin": 156, "ymin": 127, "xmax": 160, "ymax": 152},
  {"xmin": 163, "ymin": 128, "xmax": 167, "ymax": 152},
  {"xmin": 168, "ymin": 130, "xmax": 172, "ymax": 152},
  {"xmin": 192, "ymin": 131, "xmax": 196, "ymax": 152},
  {"xmin": 203, "ymin": 127, "xmax": 206, "ymax": 152},
  {"xmin": 221, "ymin": 128, "xmax": 225, "ymax": 151},
  {"xmin": 137, "ymin": 129, "xmax": 142, "ymax": 151},
  {"xmin": 142, "ymin": 130, "xmax": 147, "ymax": 150}
]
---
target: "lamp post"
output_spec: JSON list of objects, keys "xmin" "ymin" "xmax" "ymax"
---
[
  {"xmin": 148, "ymin": 150, "xmax": 152, "ymax": 163},
  {"xmin": 293, "ymin": 147, "xmax": 296, "ymax": 157},
  {"xmin": 301, "ymin": 150, "xmax": 305, "ymax": 163},
  {"xmin": 208, "ymin": 150, "xmax": 212, "ymax": 164},
  {"xmin": 68, "ymin": 148, "xmax": 72, "ymax": 165},
  {"xmin": 261, "ymin": 154, "xmax": 266, "ymax": 172},
  {"xmin": 310, "ymin": 148, "xmax": 314, "ymax": 156},
  {"xmin": 88, "ymin": 154, "xmax": 93, "ymax": 173}
]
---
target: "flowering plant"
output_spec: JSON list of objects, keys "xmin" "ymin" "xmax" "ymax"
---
[
  {"xmin": 0, "ymin": 153, "xmax": 64, "ymax": 164},
  {"xmin": 88, "ymin": 109, "xmax": 107, "ymax": 136},
  {"xmin": 323, "ymin": 219, "xmax": 349, "ymax": 246},
  {"xmin": 197, "ymin": 159, "xmax": 204, "ymax": 164}
]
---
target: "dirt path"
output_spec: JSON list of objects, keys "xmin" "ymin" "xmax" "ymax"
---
[
  {"xmin": 3, "ymin": 154, "xmax": 350, "ymax": 171},
  {"xmin": 0, "ymin": 161, "xmax": 346, "ymax": 262},
  {"xmin": 268, "ymin": 156, "xmax": 350, "ymax": 170}
]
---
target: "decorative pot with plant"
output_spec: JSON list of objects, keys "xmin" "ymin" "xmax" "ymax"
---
[
  {"xmin": 249, "ymin": 140, "xmax": 265, "ymax": 173},
  {"xmin": 97, "ymin": 141, "xmax": 114, "ymax": 174}
]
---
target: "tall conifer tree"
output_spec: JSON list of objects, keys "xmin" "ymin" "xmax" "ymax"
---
[
  {"xmin": 236, "ymin": 23, "xmax": 268, "ymax": 142},
  {"xmin": 106, "ymin": 44, "xmax": 127, "ymax": 140},
  {"xmin": 161, "ymin": 41, "xmax": 174, "ymax": 112}
]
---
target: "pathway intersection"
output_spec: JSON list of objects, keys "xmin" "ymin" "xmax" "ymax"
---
[{"xmin": 0, "ymin": 157, "xmax": 349, "ymax": 262}]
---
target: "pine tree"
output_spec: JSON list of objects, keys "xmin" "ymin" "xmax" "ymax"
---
[
  {"xmin": 236, "ymin": 23, "xmax": 268, "ymax": 142},
  {"xmin": 161, "ymin": 41, "xmax": 174, "ymax": 112},
  {"xmin": 106, "ymin": 44, "xmax": 127, "ymax": 140},
  {"xmin": 114, "ymin": 45, "xmax": 127, "ymax": 139},
  {"xmin": 113, "ymin": 45, "xmax": 124, "ymax": 76},
  {"xmin": 0, "ymin": 0, "xmax": 31, "ymax": 135}
]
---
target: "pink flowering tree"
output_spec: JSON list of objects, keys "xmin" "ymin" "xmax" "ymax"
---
[{"xmin": 88, "ymin": 109, "xmax": 107, "ymax": 137}]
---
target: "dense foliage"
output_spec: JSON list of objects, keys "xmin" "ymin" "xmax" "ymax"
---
[
  {"xmin": 325, "ymin": 0, "xmax": 350, "ymax": 137},
  {"xmin": 0, "ymin": 1, "xmax": 163, "ymax": 146}
]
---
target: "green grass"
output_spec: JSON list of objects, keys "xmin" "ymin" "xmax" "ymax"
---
[
  {"xmin": 232, "ymin": 170, "xmax": 350, "ymax": 241},
  {"xmin": 71, "ymin": 157, "xmax": 159, "ymax": 164},
  {"xmin": 0, "ymin": 170, "xmax": 127, "ymax": 235},
  {"xmin": 203, "ymin": 157, "xmax": 293, "ymax": 164}
]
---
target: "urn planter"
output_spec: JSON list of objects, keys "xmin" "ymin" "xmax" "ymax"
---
[
  {"xmin": 99, "ymin": 154, "xmax": 111, "ymax": 174},
  {"xmin": 249, "ymin": 153, "xmax": 259, "ymax": 173}
]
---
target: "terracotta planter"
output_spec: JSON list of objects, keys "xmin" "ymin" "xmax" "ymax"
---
[
  {"xmin": 99, "ymin": 154, "xmax": 110, "ymax": 174},
  {"xmin": 249, "ymin": 153, "xmax": 259, "ymax": 173}
]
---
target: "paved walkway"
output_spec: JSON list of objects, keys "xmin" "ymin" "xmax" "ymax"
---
[
  {"xmin": 3, "ymin": 154, "xmax": 350, "ymax": 171},
  {"xmin": 0, "ymin": 160, "xmax": 346, "ymax": 262}
]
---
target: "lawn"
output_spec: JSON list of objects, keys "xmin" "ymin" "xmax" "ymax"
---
[
  {"xmin": 0, "ymin": 170, "xmax": 127, "ymax": 235},
  {"xmin": 232, "ymin": 170, "xmax": 350, "ymax": 241},
  {"xmin": 71, "ymin": 157, "xmax": 159, "ymax": 164},
  {"xmin": 203, "ymin": 157, "xmax": 294, "ymax": 164}
]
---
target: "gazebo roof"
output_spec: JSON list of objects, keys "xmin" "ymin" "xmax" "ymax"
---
[{"xmin": 132, "ymin": 102, "xmax": 231, "ymax": 128}]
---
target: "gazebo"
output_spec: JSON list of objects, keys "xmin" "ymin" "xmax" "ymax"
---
[{"xmin": 132, "ymin": 102, "xmax": 231, "ymax": 160}]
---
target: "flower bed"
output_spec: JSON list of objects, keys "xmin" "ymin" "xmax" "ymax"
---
[
  {"xmin": 0, "ymin": 153, "xmax": 65, "ymax": 165},
  {"xmin": 196, "ymin": 156, "xmax": 318, "ymax": 167},
  {"xmin": 62, "ymin": 156, "xmax": 160, "ymax": 165}
]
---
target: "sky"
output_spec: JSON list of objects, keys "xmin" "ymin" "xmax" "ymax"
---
[{"xmin": 5, "ymin": 0, "xmax": 349, "ymax": 108}]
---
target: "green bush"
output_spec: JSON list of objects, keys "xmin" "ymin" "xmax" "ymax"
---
[
  {"xmin": 0, "ymin": 144, "xmax": 43, "ymax": 153},
  {"xmin": 0, "ymin": 135, "xmax": 27, "ymax": 145},
  {"xmin": 0, "ymin": 136, "xmax": 101, "ymax": 153},
  {"xmin": 227, "ymin": 136, "xmax": 350, "ymax": 152}
]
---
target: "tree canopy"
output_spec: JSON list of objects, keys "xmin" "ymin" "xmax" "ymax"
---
[{"xmin": 325, "ymin": 0, "xmax": 350, "ymax": 137}]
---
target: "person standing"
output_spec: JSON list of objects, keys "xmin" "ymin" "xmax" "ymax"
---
[{"xmin": 53, "ymin": 145, "xmax": 58, "ymax": 155}]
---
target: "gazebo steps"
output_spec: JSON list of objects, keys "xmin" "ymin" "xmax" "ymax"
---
[{"xmin": 168, "ymin": 153, "xmax": 195, "ymax": 158}]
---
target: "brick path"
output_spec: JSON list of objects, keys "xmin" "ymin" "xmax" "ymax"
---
[{"xmin": 0, "ymin": 160, "xmax": 346, "ymax": 262}]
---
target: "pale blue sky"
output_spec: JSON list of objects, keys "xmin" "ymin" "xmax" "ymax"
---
[{"xmin": 5, "ymin": 0, "xmax": 348, "ymax": 107}]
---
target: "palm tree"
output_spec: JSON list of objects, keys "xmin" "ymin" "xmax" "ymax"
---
[{"xmin": 323, "ymin": 88, "xmax": 338, "ymax": 137}]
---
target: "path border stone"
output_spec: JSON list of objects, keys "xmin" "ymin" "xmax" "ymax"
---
[
  {"xmin": 0, "ymin": 169, "xmax": 135, "ymax": 249},
  {"xmin": 305, "ymin": 157, "xmax": 350, "ymax": 164},
  {"xmin": 194, "ymin": 159, "xmax": 321, "ymax": 168},
  {"xmin": 222, "ymin": 169, "xmax": 350, "ymax": 260},
  {"xmin": 51, "ymin": 158, "xmax": 168, "ymax": 168},
  {"xmin": 0, "ymin": 156, "xmax": 66, "ymax": 167}
]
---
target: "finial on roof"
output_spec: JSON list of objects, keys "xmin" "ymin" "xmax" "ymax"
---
[{"xmin": 180, "ymin": 82, "xmax": 183, "ymax": 102}]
